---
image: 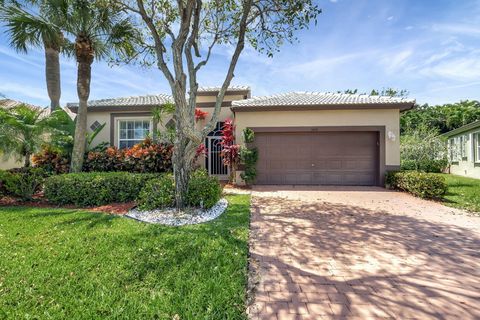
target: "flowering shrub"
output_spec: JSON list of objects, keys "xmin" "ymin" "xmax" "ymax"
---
[
  {"xmin": 195, "ymin": 108, "xmax": 208, "ymax": 121},
  {"xmin": 84, "ymin": 138, "xmax": 173, "ymax": 173}
]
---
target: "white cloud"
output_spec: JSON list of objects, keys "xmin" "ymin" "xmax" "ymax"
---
[
  {"xmin": 381, "ymin": 49, "xmax": 413, "ymax": 73},
  {"xmin": 432, "ymin": 23, "xmax": 480, "ymax": 37},
  {"xmin": 419, "ymin": 57, "xmax": 480, "ymax": 81},
  {"xmin": 0, "ymin": 81, "xmax": 49, "ymax": 104},
  {"xmin": 387, "ymin": 16, "xmax": 394, "ymax": 21}
]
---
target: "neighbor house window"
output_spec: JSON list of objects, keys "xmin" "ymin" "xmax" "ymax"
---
[
  {"xmin": 118, "ymin": 119, "xmax": 150, "ymax": 149},
  {"xmin": 449, "ymin": 137, "xmax": 461, "ymax": 162},
  {"xmin": 474, "ymin": 132, "xmax": 480, "ymax": 163},
  {"xmin": 460, "ymin": 134, "xmax": 469, "ymax": 159}
]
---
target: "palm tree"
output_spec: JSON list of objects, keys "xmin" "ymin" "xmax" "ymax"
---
[
  {"xmin": 67, "ymin": 0, "xmax": 135, "ymax": 172},
  {"xmin": 0, "ymin": 1, "xmax": 67, "ymax": 111},
  {"xmin": 0, "ymin": 104, "xmax": 51, "ymax": 167}
]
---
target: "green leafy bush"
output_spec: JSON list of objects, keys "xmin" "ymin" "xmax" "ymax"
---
[
  {"xmin": 401, "ymin": 158, "xmax": 449, "ymax": 173},
  {"xmin": 239, "ymin": 146, "xmax": 258, "ymax": 185},
  {"xmin": 386, "ymin": 171, "xmax": 447, "ymax": 199},
  {"xmin": 44, "ymin": 172, "xmax": 159, "ymax": 206},
  {"xmin": 1, "ymin": 168, "xmax": 46, "ymax": 200},
  {"xmin": 136, "ymin": 174, "xmax": 175, "ymax": 210},
  {"xmin": 186, "ymin": 169, "xmax": 222, "ymax": 209},
  {"xmin": 242, "ymin": 128, "xmax": 255, "ymax": 143}
]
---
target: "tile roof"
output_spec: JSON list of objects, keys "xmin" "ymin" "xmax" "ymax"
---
[
  {"xmin": 197, "ymin": 85, "xmax": 250, "ymax": 92},
  {"xmin": 0, "ymin": 99, "xmax": 51, "ymax": 117},
  {"xmin": 231, "ymin": 92, "xmax": 415, "ymax": 109},
  {"xmin": 66, "ymin": 86, "xmax": 250, "ymax": 110},
  {"xmin": 66, "ymin": 94, "xmax": 173, "ymax": 109}
]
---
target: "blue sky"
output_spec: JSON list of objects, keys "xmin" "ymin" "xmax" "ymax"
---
[{"xmin": 1, "ymin": 0, "xmax": 479, "ymax": 107}]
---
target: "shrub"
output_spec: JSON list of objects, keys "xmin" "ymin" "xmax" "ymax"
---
[
  {"xmin": 32, "ymin": 146, "xmax": 70, "ymax": 174},
  {"xmin": 186, "ymin": 169, "xmax": 222, "ymax": 209},
  {"xmin": 1, "ymin": 168, "xmax": 46, "ymax": 200},
  {"xmin": 44, "ymin": 172, "xmax": 159, "ymax": 206},
  {"xmin": 0, "ymin": 170, "xmax": 11, "ymax": 195},
  {"xmin": 401, "ymin": 158, "xmax": 448, "ymax": 173},
  {"xmin": 136, "ymin": 174, "xmax": 175, "ymax": 210},
  {"xmin": 84, "ymin": 139, "xmax": 173, "ymax": 173},
  {"xmin": 386, "ymin": 171, "xmax": 447, "ymax": 199}
]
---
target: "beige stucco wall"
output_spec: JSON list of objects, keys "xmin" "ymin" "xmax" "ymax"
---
[
  {"xmin": 85, "ymin": 93, "xmax": 240, "ymax": 148},
  {"xmin": 234, "ymin": 109, "xmax": 401, "ymax": 166},
  {"xmin": 449, "ymin": 128, "xmax": 480, "ymax": 179},
  {"xmin": 0, "ymin": 157, "xmax": 23, "ymax": 170}
]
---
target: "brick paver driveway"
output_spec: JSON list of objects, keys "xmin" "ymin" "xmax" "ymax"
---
[{"xmin": 248, "ymin": 186, "xmax": 480, "ymax": 320}]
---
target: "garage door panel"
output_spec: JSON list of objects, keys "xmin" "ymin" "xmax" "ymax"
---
[{"xmin": 254, "ymin": 131, "xmax": 378, "ymax": 186}]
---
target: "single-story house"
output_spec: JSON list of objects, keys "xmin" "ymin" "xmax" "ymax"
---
[
  {"xmin": 67, "ymin": 86, "xmax": 415, "ymax": 186},
  {"xmin": 443, "ymin": 120, "xmax": 480, "ymax": 179}
]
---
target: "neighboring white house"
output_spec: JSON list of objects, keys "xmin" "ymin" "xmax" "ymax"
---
[{"xmin": 443, "ymin": 120, "xmax": 480, "ymax": 179}]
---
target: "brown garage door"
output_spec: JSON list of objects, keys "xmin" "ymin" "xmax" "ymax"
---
[{"xmin": 254, "ymin": 131, "xmax": 379, "ymax": 185}]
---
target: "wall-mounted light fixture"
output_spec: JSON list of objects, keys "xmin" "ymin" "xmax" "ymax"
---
[{"xmin": 387, "ymin": 131, "xmax": 396, "ymax": 141}]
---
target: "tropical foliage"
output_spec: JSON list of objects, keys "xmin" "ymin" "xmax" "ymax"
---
[
  {"xmin": 67, "ymin": 0, "xmax": 137, "ymax": 172},
  {"xmin": 220, "ymin": 119, "xmax": 240, "ymax": 181},
  {"xmin": 0, "ymin": 104, "xmax": 52, "ymax": 167},
  {"xmin": 84, "ymin": 138, "xmax": 173, "ymax": 173},
  {"xmin": 401, "ymin": 100, "xmax": 480, "ymax": 134}
]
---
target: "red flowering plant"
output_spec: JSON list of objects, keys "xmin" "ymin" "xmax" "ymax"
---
[
  {"xmin": 195, "ymin": 108, "xmax": 208, "ymax": 121},
  {"xmin": 220, "ymin": 118, "xmax": 241, "ymax": 182}
]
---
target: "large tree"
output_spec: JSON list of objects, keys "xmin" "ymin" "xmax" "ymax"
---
[
  {"xmin": 0, "ymin": 0, "xmax": 67, "ymax": 111},
  {"xmin": 67, "ymin": 0, "xmax": 136, "ymax": 172},
  {"xmin": 116, "ymin": 0, "xmax": 321, "ymax": 208}
]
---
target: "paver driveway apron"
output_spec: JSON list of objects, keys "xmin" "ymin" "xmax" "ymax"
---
[{"xmin": 248, "ymin": 186, "xmax": 480, "ymax": 320}]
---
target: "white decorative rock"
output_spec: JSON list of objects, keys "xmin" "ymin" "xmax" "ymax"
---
[{"xmin": 126, "ymin": 198, "xmax": 228, "ymax": 226}]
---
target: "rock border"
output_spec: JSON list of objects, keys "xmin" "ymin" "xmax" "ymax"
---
[{"xmin": 126, "ymin": 198, "xmax": 228, "ymax": 226}]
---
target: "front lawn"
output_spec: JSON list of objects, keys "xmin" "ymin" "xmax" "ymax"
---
[
  {"xmin": 0, "ymin": 194, "xmax": 250, "ymax": 319},
  {"xmin": 440, "ymin": 174, "xmax": 480, "ymax": 213}
]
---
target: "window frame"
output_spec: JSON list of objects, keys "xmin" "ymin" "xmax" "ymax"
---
[
  {"xmin": 474, "ymin": 131, "xmax": 480, "ymax": 163},
  {"xmin": 117, "ymin": 118, "xmax": 152, "ymax": 149}
]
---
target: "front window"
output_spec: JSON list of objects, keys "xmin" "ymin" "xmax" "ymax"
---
[
  {"xmin": 118, "ymin": 119, "xmax": 150, "ymax": 149},
  {"xmin": 474, "ymin": 132, "xmax": 480, "ymax": 163}
]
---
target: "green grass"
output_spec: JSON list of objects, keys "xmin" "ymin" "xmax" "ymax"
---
[
  {"xmin": 0, "ymin": 194, "xmax": 250, "ymax": 320},
  {"xmin": 439, "ymin": 174, "xmax": 480, "ymax": 213}
]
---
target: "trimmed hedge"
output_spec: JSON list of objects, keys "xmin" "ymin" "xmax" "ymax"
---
[
  {"xmin": 386, "ymin": 170, "xmax": 447, "ymax": 199},
  {"xmin": 44, "ymin": 172, "xmax": 159, "ymax": 206},
  {"xmin": 136, "ymin": 174, "xmax": 175, "ymax": 210}
]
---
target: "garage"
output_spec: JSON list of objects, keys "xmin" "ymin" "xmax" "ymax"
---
[
  {"xmin": 254, "ymin": 131, "xmax": 379, "ymax": 186},
  {"xmin": 231, "ymin": 91, "xmax": 415, "ymax": 186}
]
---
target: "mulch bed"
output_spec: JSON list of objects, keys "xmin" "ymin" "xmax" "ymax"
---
[{"xmin": 0, "ymin": 195, "xmax": 134, "ymax": 215}]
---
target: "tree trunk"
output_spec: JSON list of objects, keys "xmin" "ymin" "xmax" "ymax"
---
[
  {"xmin": 173, "ymin": 136, "xmax": 190, "ymax": 209},
  {"xmin": 70, "ymin": 60, "xmax": 91, "ymax": 172},
  {"xmin": 44, "ymin": 44, "xmax": 61, "ymax": 112},
  {"xmin": 24, "ymin": 153, "xmax": 31, "ymax": 168}
]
